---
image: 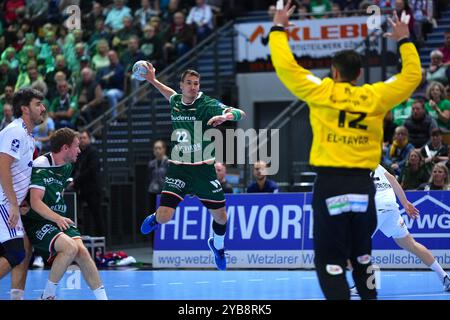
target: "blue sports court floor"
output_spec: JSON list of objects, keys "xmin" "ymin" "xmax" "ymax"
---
[{"xmin": 1, "ymin": 270, "xmax": 449, "ymax": 300}]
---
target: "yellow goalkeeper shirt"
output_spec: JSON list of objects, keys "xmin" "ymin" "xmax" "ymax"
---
[{"xmin": 269, "ymin": 30, "xmax": 421, "ymax": 170}]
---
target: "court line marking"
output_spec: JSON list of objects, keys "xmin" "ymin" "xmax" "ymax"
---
[
  {"xmin": 142, "ymin": 284, "xmax": 157, "ymax": 286},
  {"xmin": 275, "ymin": 278, "xmax": 290, "ymax": 281},
  {"xmin": 248, "ymin": 279, "xmax": 264, "ymax": 282},
  {"xmin": 195, "ymin": 281, "xmax": 210, "ymax": 284},
  {"xmin": 168, "ymin": 282, "xmax": 183, "ymax": 285},
  {"xmin": 221, "ymin": 280, "xmax": 236, "ymax": 283},
  {"xmin": 114, "ymin": 285, "xmax": 130, "ymax": 287}
]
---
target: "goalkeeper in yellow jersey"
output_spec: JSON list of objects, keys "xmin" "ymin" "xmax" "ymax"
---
[{"xmin": 269, "ymin": 1, "xmax": 421, "ymax": 299}]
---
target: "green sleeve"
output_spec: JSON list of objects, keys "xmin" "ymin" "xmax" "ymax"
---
[
  {"xmin": 439, "ymin": 99, "xmax": 450, "ymax": 111},
  {"xmin": 29, "ymin": 168, "xmax": 47, "ymax": 190},
  {"xmin": 207, "ymin": 98, "xmax": 230, "ymax": 119},
  {"xmin": 70, "ymin": 96, "xmax": 78, "ymax": 111}
]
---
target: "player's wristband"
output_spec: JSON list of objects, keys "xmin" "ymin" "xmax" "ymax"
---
[
  {"xmin": 397, "ymin": 37, "xmax": 411, "ymax": 47},
  {"xmin": 270, "ymin": 25, "xmax": 285, "ymax": 33},
  {"xmin": 230, "ymin": 109, "xmax": 242, "ymax": 121}
]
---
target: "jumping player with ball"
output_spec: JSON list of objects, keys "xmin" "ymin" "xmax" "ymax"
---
[{"xmin": 138, "ymin": 61, "xmax": 246, "ymax": 270}]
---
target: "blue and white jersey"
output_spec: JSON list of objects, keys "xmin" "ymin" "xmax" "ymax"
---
[{"xmin": 0, "ymin": 118, "xmax": 35, "ymax": 206}]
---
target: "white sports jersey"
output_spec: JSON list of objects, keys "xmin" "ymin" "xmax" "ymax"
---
[
  {"xmin": 372, "ymin": 165, "xmax": 398, "ymax": 210},
  {"xmin": 0, "ymin": 118, "xmax": 35, "ymax": 242}
]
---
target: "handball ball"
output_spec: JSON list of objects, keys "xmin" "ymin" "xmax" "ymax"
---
[{"xmin": 132, "ymin": 60, "xmax": 148, "ymax": 81}]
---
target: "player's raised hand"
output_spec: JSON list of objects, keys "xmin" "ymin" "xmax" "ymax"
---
[
  {"xmin": 142, "ymin": 61, "xmax": 157, "ymax": 83},
  {"xmin": 404, "ymin": 201, "xmax": 419, "ymax": 219},
  {"xmin": 273, "ymin": 0, "xmax": 296, "ymax": 28},
  {"xmin": 384, "ymin": 10, "xmax": 410, "ymax": 42}
]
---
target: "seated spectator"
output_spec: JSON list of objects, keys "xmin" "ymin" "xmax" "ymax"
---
[
  {"xmin": 135, "ymin": 0, "xmax": 160, "ymax": 30},
  {"xmin": 15, "ymin": 64, "xmax": 43, "ymax": 90},
  {"xmin": 45, "ymin": 55, "xmax": 72, "ymax": 97},
  {"xmin": 77, "ymin": 67, "xmax": 105, "ymax": 126},
  {"xmin": 336, "ymin": 0, "xmax": 361, "ymax": 12},
  {"xmin": 164, "ymin": 12, "xmax": 194, "ymax": 64},
  {"xmin": 0, "ymin": 103, "xmax": 15, "ymax": 130},
  {"xmin": 82, "ymin": 1, "xmax": 106, "ymax": 40},
  {"xmin": 47, "ymin": 71, "xmax": 68, "ymax": 102},
  {"xmin": 399, "ymin": 150, "xmax": 430, "ymax": 190},
  {"xmin": 120, "ymin": 36, "xmax": 145, "ymax": 93},
  {"xmin": 186, "ymin": 0, "xmax": 214, "ymax": 42},
  {"xmin": 420, "ymin": 128, "xmax": 449, "ymax": 167},
  {"xmin": 0, "ymin": 85, "xmax": 14, "ymax": 123},
  {"xmin": 32, "ymin": 112, "xmax": 55, "ymax": 154},
  {"xmin": 426, "ymin": 50, "xmax": 448, "ymax": 86},
  {"xmin": 214, "ymin": 162, "xmax": 233, "ymax": 194},
  {"xmin": 439, "ymin": 30, "xmax": 450, "ymax": 66},
  {"xmin": 161, "ymin": 0, "xmax": 184, "ymax": 25},
  {"xmin": 30, "ymin": 79, "xmax": 50, "ymax": 107},
  {"xmin": 418, "ymin": 163, "xmax": 449, "ymax": 191},
  {"xmin": 112, "ymin": 15, "xmax": 141, "ymax": 57},
  {"xmin": 105, "ymin": 0, "xmax": 132, "ymax": 33},
  {"xmin": 92, "ymin": 39, "xmax": 111, "ymax": 71},
  {"xmin": 140, "ymin": 25, "xmax": 164, "ymax": 69},
  {"xmin": 247, "ymin": 161, "xmax": 279, "ymax": 193},
  {"xmin": 425, "ymin": 82, "xmax": 450, "ymax": 132},
  {"xmin": 298, "ymin": 4, "xmax": 311, "ymax": 20},
  {"xmin": 382, "ymin": 126, "xmax": 415, "ymax": 176},
  {"xmin": 48, "ymin": 80, "xmax": 78, "ymax": 129},
  {"xmin": 310, "ymin": 0, "xmax": 332, "ymax": 18},
  {"xmin": 383, "ymin": 110, "xmax": 397, "ymax": 146},
  {"xmin": 97, "ymin": 50, "xmax": 125, "ymax": 119},
  {"xmin": 88, "ymin": 18, "xmax": 111, "ymax": 54},
  {"xmin": 1, "ymin": 47, "xmax": 19, "ymax": 71},
  {"xmin": 0, "ymin": 60, "xmax": 17, "ymax": 93},
  {"xmin": 330, "ymin": 2, "xmax": 344, "ymax": 18},
  {"xmin": 392, "ymin": 98, "xmax": 414, "ymax": 126},
  {"xmin": 404, "ymin": 98, "xmax": 437, "ymax": 148}
]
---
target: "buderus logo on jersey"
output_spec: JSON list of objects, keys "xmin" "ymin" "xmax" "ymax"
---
[{"xmin": 10, "ymin": 139, "xmax": 20, "ymax": 153}]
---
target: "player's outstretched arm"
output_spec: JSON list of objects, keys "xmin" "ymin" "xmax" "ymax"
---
[
  {"xmin": 30, "ymin": 188, "xmax": 74, "ymax": 231},
  {"xmin": 0, "ymin": 153, "xmax": 20, "ymax": 228},
  {"xmin": 372, "ymin": 11, "xmax": 422, "ymax": 110},
  {"xmin": 269, "ymin": 1, "xmax": 324, "ymax": 103},
  {"xmin": 140, "ymin": 62, "xmax": 177, "ymax": 101},
  {"xmin": 207, "ymin": 108, "xmax": 246, "ymax": 127},
  {"xmin": 384, "ymin": 171, "xmax": 420, "ymax": 219}
]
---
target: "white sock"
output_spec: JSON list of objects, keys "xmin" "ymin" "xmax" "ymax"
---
[
  {"xmin": 213, "ymin": 233, "xmax": 225, "ymax": 250},
  {"xmin": 10, "ymin": 289, "xmax": 24, "ymax": 300},
  {"xmin": 430, "ymin": 260, "xmax": 447, "ymax": 282},
  {"xmin": 93, "ymin": 286, "xmax": 108, "ymax": 300},
  {"xmin": 43, "ymin": 280, "xmax": 58, "ymax": 298}
]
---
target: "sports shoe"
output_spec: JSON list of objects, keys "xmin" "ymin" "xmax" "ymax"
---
[
  {"xmin": 140, "ymin": 213, "xmax": 159, "ymax": 235},
  {"xmin": 350, "ymin": 286, "xmax": 359, "ymax": 297},
  {"xmin": 443, "ymin": 275, "xmax": 450, "ymax": 292},
  {"xmin": 40, "ymin": 294, "xmax": 56, "ymax": 300},
  {"xmin": 207, "ymin": 237, "xmax": 226, "ymax": 271},
  {"xmin": 32, "ymin": 256, "xmax": 44, "ymax": 268}
]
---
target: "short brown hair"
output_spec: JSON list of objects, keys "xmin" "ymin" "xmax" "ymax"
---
[
  {"xmin": 50, "ymin": 128, "xmax": 78, "ymax": 153},
  {"xmin": 180, "ymin": 69, "xmax": 200, "ymax": 82}
]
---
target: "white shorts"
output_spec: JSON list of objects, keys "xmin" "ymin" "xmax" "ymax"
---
[
  {"xmin": 373, "ymin": 206, "xmax": 409, "ymax": 239},
  {"xmin": 0, "ymin": 204, "xmax": 24, "ymax": 243}
]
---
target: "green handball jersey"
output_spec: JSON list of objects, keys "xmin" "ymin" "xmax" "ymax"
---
[
  {"xmin": 169, "ymin": 92, "xmax": 230, "ymax": 164},
  {"xmin": 23, "ymin": 153, "xmax": 81, "ymax": 261},
  {"xmin": 27, "ymin": 154, "xmax": 73, "ymax": 222}
]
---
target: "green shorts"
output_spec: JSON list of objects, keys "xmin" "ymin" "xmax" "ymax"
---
[
  {"xmin": 23, "ymin": 217, "xmax": 81, "ymax": 262},
  {"xmin": 161, "ymin": 162, "xmax": 225, "ymax": 209}
]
